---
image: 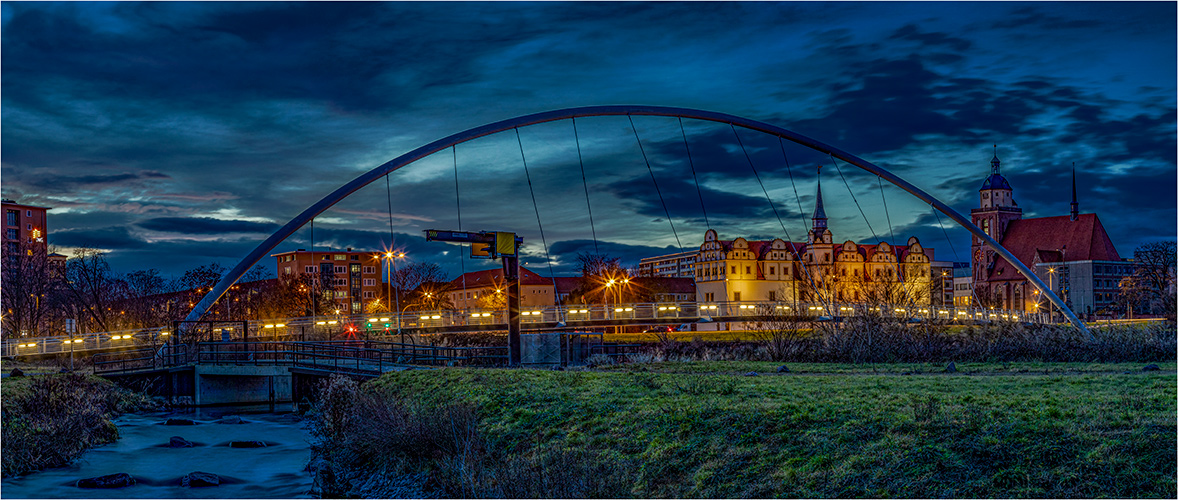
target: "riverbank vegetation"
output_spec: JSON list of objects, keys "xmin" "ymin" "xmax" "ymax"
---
[
  {"xmin": 1, "ymin": 373, "xmax": 155, "ymax": 476},
  {"xmin": 308, "ymin": 360, "xmax": 1176, "ymax": 498}
]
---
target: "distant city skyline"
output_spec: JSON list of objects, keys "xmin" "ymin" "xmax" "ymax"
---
[{"xmin": 2, "ymin": 2, "xmax": 1174, "ymax": 279}]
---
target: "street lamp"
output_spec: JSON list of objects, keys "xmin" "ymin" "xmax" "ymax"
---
[
  {"xmin": 1047, "ymin": 267, "xmax": 1056, "ymax": 321},
  {"xmin": 384, "ymin": 251, "xmax": 406, "ymax": 335}
]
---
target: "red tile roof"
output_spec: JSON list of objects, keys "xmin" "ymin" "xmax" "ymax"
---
[
  {"xmin": 987, "ymin": 213, "xmax": 1121, "ymax": 282},
  {"xmin": 448, "ymin": 266, "xmax": 555, "ymax": 288}
]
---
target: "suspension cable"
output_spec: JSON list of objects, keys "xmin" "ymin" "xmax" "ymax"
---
[
  {"xmin": 829, "ymin": 154, "xmax": 881, "ymax": 242},
  {"xmin": 452, "ymin": 145, "xmax": 467, "ymax": 306},
  {"xmin": 778, "ymin": 137, "xmax": 809, "ymax": 232},
  {"xmin": 732, "ymin": 124, "xmax": 824, "ymax": 308},
  {"xmin": 775, "ymin": 137, "xmax": 823, "ymax": 302},
  {"xmin": 571, "ymin": 117, "xmax": 600, "ymax": 256},
  {"xmin": 514, "ymin": 127, "xmax": 562, "ymax": 319},
  {"xmin": 877, "ymin": 175, "xmax": 903, "ymax": 279},
  {"xmin": 930, "ymin": 204, "xmax": 982, "ymax": 308},
  {"xmin": 680, "ymin": 117, "xmax": 710, "ymax": 230},
  {"xmin": 628, "ymin": 115, "xmax": 682, "ymax": 251}
]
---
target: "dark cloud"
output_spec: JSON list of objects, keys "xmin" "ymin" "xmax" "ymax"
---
[
  {"xmin": 548, "ymin": 239, "xmax": 681, "ymax": 272},
  {"xmin": 137, "ymin": 217, "xmax": 280, "ymax": 235},
  {"xmin": 1, "ymin": 2, "xmax": 1171, "ymax": 280},
  {"xmin": 989, "ymin": 7, "xmax": 1102, "ymax": 31},
  {"xmin": 50, "ymin": 226, "xmax": 148, "ymax": 250},
  {"xmin": 889, "ymin": 24, "xmax": 972, "ymax": 52}
]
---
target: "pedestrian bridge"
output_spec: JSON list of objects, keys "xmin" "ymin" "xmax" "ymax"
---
[{"xmin": 3, "ymin": 301, "xmax": 1045, "ymax": 358}]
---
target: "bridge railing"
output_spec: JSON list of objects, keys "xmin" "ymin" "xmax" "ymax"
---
[
  {"xmin": 259, "ymin": 302, "xmax": 1043, "ymax": 332},
  {"xmin": 3, "ymin": 326, "xmax": 172, "ymax": 358},
  {"xmin": 93, "ymin": 343, "xmax": 188, "ymax": 375},
  {"xmin": 10, "ymin": 303, "xmax": 1048, "ymax": 356}
]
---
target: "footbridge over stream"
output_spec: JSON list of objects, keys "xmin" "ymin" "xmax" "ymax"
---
[{"xmin": 92, "ymin": 334, "xmax": 634, "ymax": 406}]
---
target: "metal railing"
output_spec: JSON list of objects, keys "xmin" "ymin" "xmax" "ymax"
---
[
  {"xmin": 8, "ymin": 301, "xmax": 1046, "ymax": 356},
  {"xmin": 93, "ymin": 343, "xmax": 188, "ymax": 375}
]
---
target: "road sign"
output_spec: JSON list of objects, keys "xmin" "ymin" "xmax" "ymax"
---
[
  {"xmin": 471, "ymin": 242, "xmax": 492, "ymax": 259},
  {"xmin": 65, "ymin": 319, "xmax": 76, "ymax": 333},
  {"xmin": 424, "ymin": 229, "xmax": 523, "ymax": 259}
]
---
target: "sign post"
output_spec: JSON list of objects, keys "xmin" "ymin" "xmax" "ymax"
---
[{"xmin": 425, "ymin": 229, "xmax": 524, "ymax": 366}]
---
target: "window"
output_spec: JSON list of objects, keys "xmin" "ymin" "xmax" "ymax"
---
[
  {"xmin": 334, "ymin": 290, "xmax": 348, "ymax": 298},
  {"xmin": 334, "ymin": 254, "xmax": 346, "ymax": 260},
  {"xmin": 5, "ymin": 229, "xmax": 16, "ymax": 240},
  {"xmin": 350, "ymin": 264, "xmax": 360, "ymax": 273},
  {"xmin": 769, "ymin": 267, "xmax": 775, "ymax": 275},
  {"xmin": 733, "ymin": 292, "xmax": 741, "ymax": 301},
  {"xmin": 26, "ymin": 224, "xmax": 31, "ymax": 230},
  {"xmin": 334, "ymin": 265, "xmax": 346, "ymax": 274},
  {"xmin": 745, "ymin": 266, "xmax": 751, "ymax": 274},
  {"xmin": 363, "ymin": 291, "xmax": 374, "ymax": 298},
  {"xmin": 26, "ymin": 210, "xmax": 31, "ymax": 217},
  {"xmin": 305, "ymin": 266, "xmax": 317, "ymax": 273},
  {"xmin": 363, "ymin": 266, "xmax": 375, "ymax": 274},
  {"xmin": 284, "ymin": 266, "xmax": 292, "ymax": 275},
  {"xmin": 351, "ymin": 255, "xmax": 359, "ymax": 261},
  {"xmin": 768, "ymin": 291, "xmax": 776, "ymax": 301},
  {"xmin": 5, "ymin": 210, "xmax": 15, "ymax": 226},
  {"xmin": 334, "ymin": 278, "xmax": 347, "ymax": 286},
  {"xmin": 731, "ymin": 266, "xmax": 737, "ymax": 274},
  {"xmin": 363, "ymin": 278, "xmax": 375, "ymax": 286}
]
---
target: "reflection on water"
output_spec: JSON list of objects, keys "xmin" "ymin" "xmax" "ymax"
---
[{"xmin": 1, "ymin": 405, "xmax": 314, "ymax": 499}]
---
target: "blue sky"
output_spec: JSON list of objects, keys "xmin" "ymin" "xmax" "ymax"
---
[{"xmin": 2, "ymin": 2, "xmax": 1174, "ymax": 280}]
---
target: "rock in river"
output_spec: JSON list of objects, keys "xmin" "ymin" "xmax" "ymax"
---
[
  {"xmin": 165, "ymin": 418, "xmax": 195, "ymax": 426},
  {"xmin": 77, "ymin": 472, "xmax": 136, "ymax": 489},
  {"xmin": 230, "ymin": 440, "xmax": 267, "ymax": 448},
  {"xmin": 181, "ymin": 471, "xmax": 221, "ymax": 487},
  {"xmin": 168, "ymin": 436, "xmax": 194, "ymax": 448}
]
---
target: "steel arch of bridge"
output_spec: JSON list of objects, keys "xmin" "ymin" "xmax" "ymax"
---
[{"xmin": 185, "ymin": 105, "xmax": 1089, "ymax": 336}]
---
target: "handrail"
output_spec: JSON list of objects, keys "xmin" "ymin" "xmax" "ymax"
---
[{"xmin": 11, "ymin": 301, "xmax": 1047, "ymax": 357}]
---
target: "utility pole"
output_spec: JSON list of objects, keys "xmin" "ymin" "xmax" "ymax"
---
[{"xmin": 425, "ymin": 229, "xmax": 524, "ymax": 366}]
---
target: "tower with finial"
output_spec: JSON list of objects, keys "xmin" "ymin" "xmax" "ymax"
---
[
  {"xmin": 971, "ymin": 146, "xmax": 1023, "ymax": 283},
  {"xmin": 809, "ymin": 165, "xmax": 832, "ymax": 245}
]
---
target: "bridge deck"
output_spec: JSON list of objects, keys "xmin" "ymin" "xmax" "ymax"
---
[{"xmin": 9, "ymin": 301, "xmax": 1045, "ymax": 358}]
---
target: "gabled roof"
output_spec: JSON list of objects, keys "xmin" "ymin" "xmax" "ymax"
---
[
  {"xmin": 448, "ymin": 266, "xmax": 554, "ymax": 288},
  {"xmin": 987, "ymin": 213, "xmax": 1121, "ymax": 281}
]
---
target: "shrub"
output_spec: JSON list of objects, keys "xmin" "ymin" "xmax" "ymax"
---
[
  {"xmin": 305, "ymin": 373, "xmax": 637, "ymax": 498},
  {"xmin": 1, "ymin": 373, "xmax": 154, "ymax": 476}
]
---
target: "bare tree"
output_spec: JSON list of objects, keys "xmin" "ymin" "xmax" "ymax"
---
[
  {"xmin": 1129, "ymin": 241, "xmax": 1176, "ymax": 319},
  {"xmin": 573, "ymin": 253, "xmax": 626, "ymax": 305},
  {"xmin": 746, "ymin": 299, "xmax": 808, "ymax": 361},
  {"xmin": 0, "ymin": 240, "xmax": 57, "ymax": 337},
  {"xmin": 61, "ymin": 249, "xmax": 122, "ymax": 333}
]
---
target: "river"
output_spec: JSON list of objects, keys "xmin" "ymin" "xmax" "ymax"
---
[{"xmin": 1, "ymin": 405, "xmax": 315, "ymax": 499}]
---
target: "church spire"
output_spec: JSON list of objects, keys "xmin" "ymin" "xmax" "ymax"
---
[
  {"xmin": 810, "ymin": 166, "xmax": 828, "ymax": 244},
  {"xmin": 991, "ymin": 145, "xmax": 1001, "ymax": 175},
  {"xmin": 812, "ymin": 169, "xmax": 827, "ymax": 228},
  {"xmin": 1070, "ymin": 162, "xmax": 1079, "ymax": 221}
]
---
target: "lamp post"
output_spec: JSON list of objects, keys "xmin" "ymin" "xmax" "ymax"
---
[
  {"xmin": 1047, "ymin": 267, "xmax": 1056, "ymax": 322},
  {"xmin": 385, "ymin": 252, "xmax": 406, "ymax": 335}
]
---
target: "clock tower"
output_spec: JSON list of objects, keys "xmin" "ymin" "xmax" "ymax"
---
[{"xmin": 970, "ymin": 148, "xmax": 1022, "ymax": 283}]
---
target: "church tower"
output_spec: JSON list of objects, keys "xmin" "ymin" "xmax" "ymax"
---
[
  {"xmin": 805, "ymin": 171, "xmax": 835, "ymax": 295},
  {"xmin": 970, "ymin": 147, "xmax": 1023, "ymax": 284}
]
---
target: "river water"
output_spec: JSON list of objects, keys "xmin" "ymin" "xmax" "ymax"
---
[{"xmin": 1, "ymin": 405, "xmax": 315, "ymax": 499}]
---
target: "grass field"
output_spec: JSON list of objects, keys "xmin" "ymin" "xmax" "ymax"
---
[{"xmin": 357, "ymin": 361, "xmax": 1177, "ymax": 498}]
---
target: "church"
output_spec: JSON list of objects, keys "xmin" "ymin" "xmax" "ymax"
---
[
  {"xmin": 694, "ymin": 174, "xmax": 933, "ymax": 306},
  {"xmin": 970, "ymin": 150, "xmax": 1130, "ymax": 316}
]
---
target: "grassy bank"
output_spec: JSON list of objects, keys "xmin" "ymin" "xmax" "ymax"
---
[
  {"xmin": 1, "ymin": 373, "xmax": 155, "ymax": 477},
  {"xmin": 311, "ymin": 362, "xmax": 1176, "ymax": 498}
]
